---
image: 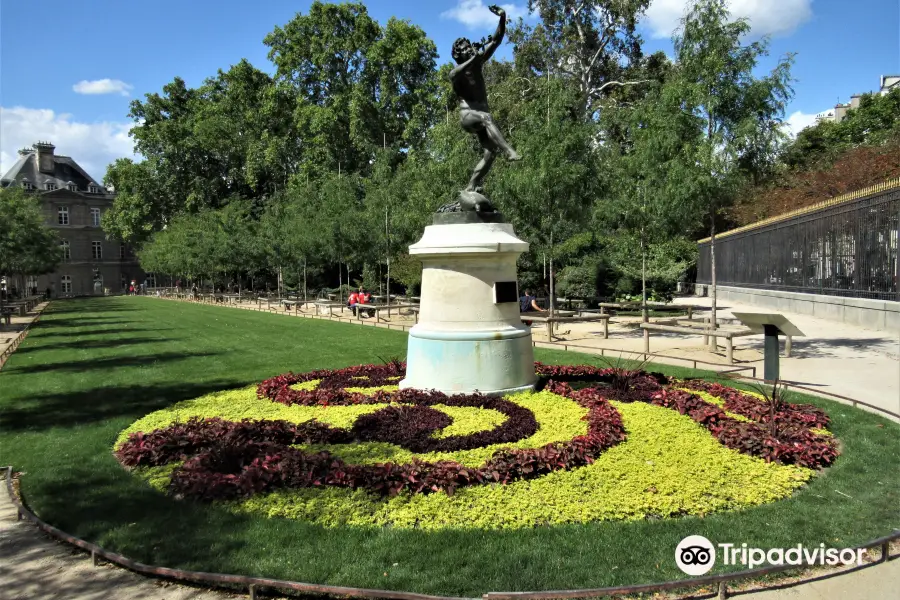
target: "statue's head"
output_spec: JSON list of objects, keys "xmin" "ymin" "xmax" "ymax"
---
[{"xmin": 452, "ymin": 37, "xmax": 476, "ymax": 63}]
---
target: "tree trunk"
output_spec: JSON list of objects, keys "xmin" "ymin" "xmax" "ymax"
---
[
  {"xmin": 303, "ymin": 259, "xmax": 307, "ymax": 302},
  {"xmin": 641, "ymin": 231, "xmax": 648, "ymax": 323},
  {"xmin": 385, "ymin": 207, "xmax": 391, "ymax": 307},
  {"xmin": 549, "ymin": 230, "xmax": 556, "ymax": 338},
  {"xmin": 709, "ymin": 206, "xmax": 718, "ymax": 350},
  {"xmin": 707, "ymin": 110, "xmax": 718, "ymax": 351}
]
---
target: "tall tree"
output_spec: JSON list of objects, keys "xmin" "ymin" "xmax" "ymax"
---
[
  {"xmin": 672, "ymin": 0, "xmax": 792, "ymax": 334},
  {"xmin": 265, "ymin": 1, "xmax": 438, "ymax": 178},
  {"xmin": 509, "ymin": 0, "xmax": 658, "ymax": 119},
  {"xmin": 488, "ymin": 67, "xmax": 599, "ymax": 315}
]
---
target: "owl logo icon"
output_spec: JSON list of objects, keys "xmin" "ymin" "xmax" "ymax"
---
[{"xmin": 676, "ymin": 535, "xmax": 716, "ymax": 575}]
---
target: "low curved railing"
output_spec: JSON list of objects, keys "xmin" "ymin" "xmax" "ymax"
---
[{"xmin": 4, "ymin": 466, "xmax": 898, "ymax": 600}]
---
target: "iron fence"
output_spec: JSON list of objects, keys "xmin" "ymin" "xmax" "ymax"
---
[{"xmin": 698, "ymin": 182, "xmax": 900, "ymax": 300}]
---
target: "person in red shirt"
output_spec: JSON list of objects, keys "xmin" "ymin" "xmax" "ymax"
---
[
  {"xmin": 347, "ymin": 290, "xmax": 359, "ymax": 313},
  {"xmin": 356, "ymin": 288, "xmax": 375, "ymax": 318}
]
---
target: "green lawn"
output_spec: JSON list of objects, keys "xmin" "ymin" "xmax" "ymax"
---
[{"xmin": 1, "ymin": 297, "xmax": 897, "ymax": 596}]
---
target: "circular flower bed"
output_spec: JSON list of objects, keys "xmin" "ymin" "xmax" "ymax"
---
[{"xmin": 114, "ymin": 363, "xmax": 838, "ymax": 529}]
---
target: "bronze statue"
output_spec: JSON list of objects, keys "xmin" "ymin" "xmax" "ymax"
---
[{"xmin": 447, "ymin": 4, "xmax": 520, "ymax": 213}]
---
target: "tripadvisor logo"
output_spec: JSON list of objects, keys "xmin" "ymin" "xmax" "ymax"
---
[
  {"xmin": 675, "ymin": 535, "xmax": 716, "ymax": 576},
  {"xmin": 675, "ymin": 536, "xmax": 869, "ymax": 575}
]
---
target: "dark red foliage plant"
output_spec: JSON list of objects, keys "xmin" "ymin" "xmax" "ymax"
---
[{"xmin": 116, "ymin": 362, "xmax": 837, "ymax": 503}]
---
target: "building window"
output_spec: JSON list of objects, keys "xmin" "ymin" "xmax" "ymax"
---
[
  {"xmin": 22, "ymin": 181, "xmax": 34, "ymax": 190},
  {"xmin": 46, "ymin": 182, "xmax": 57, "ymax": 191},
  {"xmin": 88, "ymin": 185, "xmax": 100, "ymax": 194},
  {"xmin": 60, "ymin": 240, "xmax": 71, "ymax": 261},
  {"xmin": 91, "ymin": 207, "xmax": 101, "ymax": 227},
  {"xmin": 58, "ymin": 206, "xmax": 69, "ymax": 225},
  {"xmin": 61, "ymin": 275, "xmax": 72, "ymax": 294},
  {"xmin": 68, "ymin": 184, "xmax": 78, "ymax": 192},
  {"xmin": 92, "ymin": 241, "xmax": 102, "ymax": 260},
  {"xmin": 119, "ymin": 244, "xmax": 126, "ymax": 259}
]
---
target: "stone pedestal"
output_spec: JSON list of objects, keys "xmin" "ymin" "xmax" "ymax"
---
[{"xmin": 399, "ymin": 217, "xmax": 536, "ymax": 395}]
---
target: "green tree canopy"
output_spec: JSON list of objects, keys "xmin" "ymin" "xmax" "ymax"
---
[{"xmin": 0, "ymin": 187, "xmax": 62, "ymax": 295}]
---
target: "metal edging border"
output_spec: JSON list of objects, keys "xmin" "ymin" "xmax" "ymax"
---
[
  {"xmin": 530, "ymin": 340, "xmax": 759, "ymax": 379},
  {"xmin": 4, "ymin": 466, "xmax": 899, "ymax": 600}
]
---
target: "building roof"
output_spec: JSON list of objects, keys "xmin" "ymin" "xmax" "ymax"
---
[{"xmin": 0, "ymin": 143, "xmax": 111, "ymax": 196}]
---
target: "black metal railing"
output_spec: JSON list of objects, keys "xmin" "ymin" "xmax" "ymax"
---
[{"xmin": 698, "ymin": 181, "xmax": 900, "ymax": 301}]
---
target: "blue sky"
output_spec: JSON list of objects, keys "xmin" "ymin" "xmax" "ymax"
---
[{"xmin": 1, "ymin": 0, "xmax": 897, "ymax": 179}]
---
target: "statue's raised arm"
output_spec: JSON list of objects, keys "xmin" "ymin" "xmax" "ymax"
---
[{"xmin": 480, "ymin": 5, "xmax": 506, "ymax": 61}]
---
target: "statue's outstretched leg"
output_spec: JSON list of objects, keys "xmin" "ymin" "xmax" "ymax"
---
[
  {"xmin": 483, "ymin": 119, "xmax": 521, "ymax": 161},
  {"xmin": 461, "ymin": 110, "xmax": 521, "ymax": 162}
]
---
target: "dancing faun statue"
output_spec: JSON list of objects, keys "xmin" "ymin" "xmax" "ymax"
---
[{"xmin": 446, "ymin": 4, "xmax": 521, "ymax": 213}]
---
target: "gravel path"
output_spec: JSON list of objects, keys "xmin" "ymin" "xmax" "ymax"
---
[{"xmin": 0, "ymin": 475, "xmax": 240, "ymax": 600}]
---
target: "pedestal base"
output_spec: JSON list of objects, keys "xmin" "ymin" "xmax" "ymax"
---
[
  {"xmin": 399, "ymin": 326, "xmax": 536, "ymax": 396},
  {"xmin": 399, "ymin": 220, "xmax": 536, "ymax": 396}
]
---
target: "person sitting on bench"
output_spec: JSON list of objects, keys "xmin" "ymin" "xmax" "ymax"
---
[
  {"xmin": 519, "ymin": 289, "xmax": 545, "ymax": 326},
  {"xmin": 356, "ymin": 288, "xmax": 375, "ymax": 318}
]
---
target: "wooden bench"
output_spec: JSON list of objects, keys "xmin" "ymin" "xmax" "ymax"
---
[
  {"xmin": 639, "ymin": 323, "xmax": 756, "ymax": 364},
  {"xmin": 369, "ymin": 303, "xmax": 424, "ymax": 322},
  {"xmin": 315, "ymin": 301, "xmax": 346, "ymax": 317},
  {"xmin": 6, "ymin": 303, "xmax": 28, "ymax": 317},
  {"xmin": 583, "ymin": 303, "xmax": 695, "ymax": 320},
  {"xmin": 1, "ymin": 309, "xmax": 13, "ymax": 326},
  {"xmin": 522, "ymin": 314, "xmax": 611, "ymax": 342},
  {"xmin": 668, "ymin": 316, "xmax": 793, "ymax": 357}
]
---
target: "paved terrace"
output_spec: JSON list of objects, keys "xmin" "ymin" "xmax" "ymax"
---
[{"xmin": 530, "ymin": 296, "xmax": 899, "ymax": 418}]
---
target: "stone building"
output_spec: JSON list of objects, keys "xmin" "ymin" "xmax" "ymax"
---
[
  {"xmin": 816, "ymin": 74, "xmax": 900, "ymax": 125},
  {"xmin": 0, "ymin": 141, "xmax": 145, "ymax": 296}
]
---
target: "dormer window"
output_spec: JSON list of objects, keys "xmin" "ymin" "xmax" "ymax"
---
[
  {"xmin": 88, "ymin": 185, "xmax": 100, "ymax": 194},
  {"xmin": 22, "ymin": 181, "xmax": 34, "ymax": 190},
  {"xmin": 46, "ymin": 182, "xmax": 57, "ymax": 191},
  {"xmin": 68, "ymin": 183, "xmax": 78, "ymax": 192}
]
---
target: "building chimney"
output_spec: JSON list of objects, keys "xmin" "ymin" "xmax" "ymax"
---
[{"xmin": 33, "ymin": 141, "xmax": 56, "ymax": 174}]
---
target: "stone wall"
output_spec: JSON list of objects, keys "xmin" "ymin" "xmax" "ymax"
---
[{"xmin": 693, "ymin": 285, "xmax": 899, "ymax": 331}]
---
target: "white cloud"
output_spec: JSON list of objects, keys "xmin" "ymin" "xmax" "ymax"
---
[
  {"xmin": 72, "ymin": 78, "xmax": 134, "ymax": 97},
  {"xmin": 644, "ymin": 0, "xmax": 812, "ymax": 39},
  {"xmin": 783, "ymin": 110, "xmax": 820, "ymax": 137},
  {"xmin": 0, "ymin": 106, "xmax": 138, "ymax": 181},
  {"xmin": 441, "ymin": 0, "xmax": 530, "ymax": 30}
]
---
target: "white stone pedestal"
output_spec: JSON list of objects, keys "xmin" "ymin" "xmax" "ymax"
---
[{"xmin": 399, "ymin": 220, "xmax": 536, "ymax": 395}]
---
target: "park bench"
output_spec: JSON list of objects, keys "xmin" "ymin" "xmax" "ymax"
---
[
  {"xmin": 6, "ymin": 303, "xmax": 28, "ymax": 317},
  {"xmin": 581, "ymin": 303, "xmax": 695, "ymax": 320},
  {"xmin": 282, "ymin": 299, "xmax": 315, "ymax": 313},
  {"xmin": 354, "ymin": 302, "xmax": 420, "ymax": 322},
  {"xmin": 315, "ymin": 301, "xmax": 346, "ymax": 317},
  {"xmin": 638, "ymin": 322, "xmax": 757, "ymax": 364},
  {"xmin": 1, "ymin": 308, "xmax": 13, "ymax": 326},
  {"xmin": 668, "ymin": 316, "xmax": 795, "ymax": 357},
  {"xmin": 522, "ymin": 313, "xmax": 611, "ymax": 342}
]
